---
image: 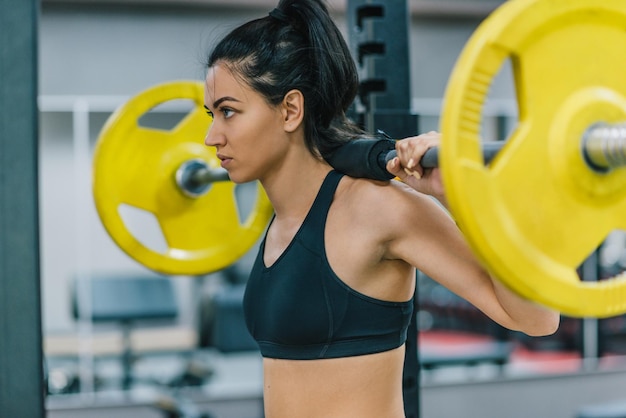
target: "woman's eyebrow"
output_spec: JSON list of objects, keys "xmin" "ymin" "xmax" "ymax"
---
[{"xmin": 213, "ymin": 96, "xmax": 241, "ymax": 108}]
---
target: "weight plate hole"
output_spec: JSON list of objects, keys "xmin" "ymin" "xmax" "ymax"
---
[
  {"xmin": 596, "ymin": 230, "xmax": 626, "ymax": 281},
  {"xmin": 233, "ymin": 182, "xmax": 258, "ymax": 225},
  {"xmin": 137, "ymin": 99, "xmax": 196, "ymax": 131},
  {"xmin": 481, "ymin": 56, "xmax": 519, "ymax": 168},
  {"xmin": 118, "ymin": 204, "xmax": 168, "ymax": 254}
]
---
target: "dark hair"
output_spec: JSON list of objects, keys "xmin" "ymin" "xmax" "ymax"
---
[{"xmin": 207, "ymin": 0, "xmax": 366, "ymax": 158}]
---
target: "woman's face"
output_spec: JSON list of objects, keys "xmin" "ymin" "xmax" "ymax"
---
[{"xmin": 204, "ymin": 63, "xmax": 287, "ymax": 184}]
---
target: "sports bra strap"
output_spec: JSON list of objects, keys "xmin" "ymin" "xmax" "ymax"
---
[{"xmin": 303, "ymin": 170, "xmax": 343, "ymax": 237}]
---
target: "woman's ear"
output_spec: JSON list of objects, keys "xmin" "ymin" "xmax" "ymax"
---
[{"xmin": 281, "ymin": 89, "xmax": 304, "ymax": 133}]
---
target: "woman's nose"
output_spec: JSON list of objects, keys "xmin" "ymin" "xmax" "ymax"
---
[{"xmin": 204, "ymin": 124, "xmax": 224, "ymax": 148}]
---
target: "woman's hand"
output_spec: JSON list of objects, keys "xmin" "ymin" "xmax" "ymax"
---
[{"xmin": 385, "ymin": 131, "xmax": 447, "ymax": 206}]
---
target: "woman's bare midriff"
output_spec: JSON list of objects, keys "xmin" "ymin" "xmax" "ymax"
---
[{"xmin": 262, "ymin": 345, "xmax": 407, "ymax": 418}]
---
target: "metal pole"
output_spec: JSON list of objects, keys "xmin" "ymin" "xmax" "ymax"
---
[
  {"xmin": 579, "ymin": 250, "xmax": 601, "ymax": 371},
  {"xmin": 0, "ymin": 0, "xmax": 45, "ymax": 416}
]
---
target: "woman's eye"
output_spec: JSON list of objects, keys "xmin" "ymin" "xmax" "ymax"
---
[{"xmin": 222, "ymin": 108, "xmax": 234, "ymax": 118}]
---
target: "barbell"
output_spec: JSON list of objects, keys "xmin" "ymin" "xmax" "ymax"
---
[{"xmin": 92, "ymin": 0, "xmax": 626, "ymax": 317}]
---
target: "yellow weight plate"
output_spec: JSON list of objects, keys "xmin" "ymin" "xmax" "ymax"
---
[
  {"xmin": 440, "ymin": 0, "xmax": 626, "ymax": 317},
  {"xmin": 93, "ymin": 81, "xmax": 273, "ymax": 275}
]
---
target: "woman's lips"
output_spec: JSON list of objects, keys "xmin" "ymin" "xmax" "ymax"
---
[{"xmin": 217, "ymin": 154, "xmax": 232, "ymax": 168}]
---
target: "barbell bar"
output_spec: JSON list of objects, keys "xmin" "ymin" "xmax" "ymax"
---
[
  {"xmin": 175, "ymin": 120, "xmax": 626, "ymax": 196},
  {"xmin": 175, "ymin": 159, "xmax": 229, "ymax": 198},
  {"xmin": 176, "ymin": 120, "xmax": 626, "ymax": 195}
]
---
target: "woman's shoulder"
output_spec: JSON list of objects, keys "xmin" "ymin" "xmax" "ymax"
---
[
  {"xmin": 336, "ymin": 176, "xmax": 447, "ymax": 229},
  {"xmin": 339, "ymin": 176, "xmax": 423, "ymax": 207},
  {"xmin": 335, "ymin": 177, "xmax": 412, "ymax": 221}
]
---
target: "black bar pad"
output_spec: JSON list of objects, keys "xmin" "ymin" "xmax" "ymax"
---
[
  {"xmin": 326, "ymin": 138, "xmax": 396, "ymax": 181},
  {"xmin": 329, "ymin": 138, "xmax": 506, "ymax": 181}
]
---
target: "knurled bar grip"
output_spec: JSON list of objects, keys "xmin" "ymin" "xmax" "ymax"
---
[{"xmin": 382, "ymin": 141, "xmax": 503, "ymax": 169}]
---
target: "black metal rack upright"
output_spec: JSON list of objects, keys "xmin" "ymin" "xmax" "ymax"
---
[{"xmin": 346, "ymin": 1, "xmax": 420, "ymax": 417}]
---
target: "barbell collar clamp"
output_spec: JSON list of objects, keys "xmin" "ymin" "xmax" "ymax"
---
[
  {"xmin": 582, "ymin": 123, "xmax": 626, "ymax": 172},
  {"xmin": 175, "ymin": 159, "xmax": 229, "ymax": 198}
]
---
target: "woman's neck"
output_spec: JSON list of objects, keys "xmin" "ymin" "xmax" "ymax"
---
[{"xmin": 260, "ymin": 151, "xmax": 332, "ymax": 220}]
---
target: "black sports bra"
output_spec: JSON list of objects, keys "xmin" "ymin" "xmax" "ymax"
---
[{"xmin": 243, "ymin": 170, "xmax": 414, "ymax": 360}]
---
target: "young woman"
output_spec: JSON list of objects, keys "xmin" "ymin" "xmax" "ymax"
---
[{"xmin": 203, "ymin": 1, "xmax": 560, "ymax": 417}]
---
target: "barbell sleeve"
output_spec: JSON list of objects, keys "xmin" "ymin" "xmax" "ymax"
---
[
  {"xmin": 325, "ymin": 137, "xmax": 397, "ymax": 181},
  {"xmin": 175, "ymin": 159, "xmax": 229, "ymax": 198},
  {"xmin": 190, "ymin": 166, "xmax": 230, "ymax": 184},
  {"xmin": 583, "ymin": 123, "xmax": 626, "ymax": 172}
]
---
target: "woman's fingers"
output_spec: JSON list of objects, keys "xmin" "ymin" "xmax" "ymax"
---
[{"xmin": 394, "ymin": 131, "xmax": 440, "ymax": 176}]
